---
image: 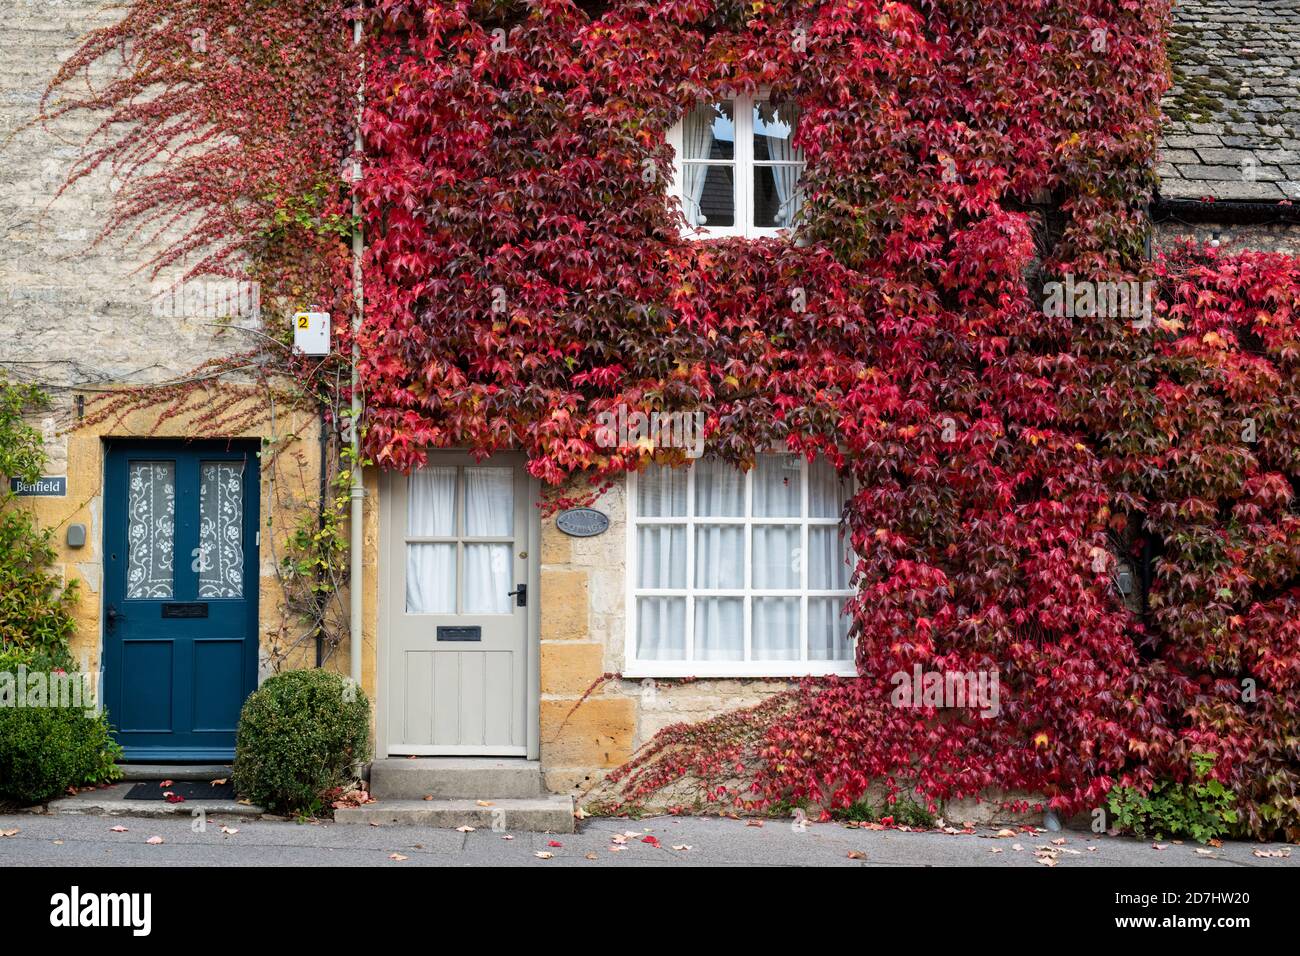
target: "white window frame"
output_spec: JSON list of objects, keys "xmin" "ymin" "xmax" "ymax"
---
[
  {"xmin": 623, "ymin": 456, "xmax": 857, "ymax": 679},
  {"xmin": 667, "ymin": 92, "xmax": 805, "ymax": 240}
]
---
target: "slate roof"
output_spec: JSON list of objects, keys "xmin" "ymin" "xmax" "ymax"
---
[{"xmin": 1159, "ymin": 0, "xmax": 1300, "ymax": 202}]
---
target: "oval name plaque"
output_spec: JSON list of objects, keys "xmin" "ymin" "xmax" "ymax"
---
[{"xmin": 555, "ymin": 507, "xmax": 610, "ymax": 538}]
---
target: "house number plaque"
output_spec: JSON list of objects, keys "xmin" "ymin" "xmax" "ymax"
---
[{"xmin": 555, "ymin": 508, "xmax": 609, "ymax": 538}]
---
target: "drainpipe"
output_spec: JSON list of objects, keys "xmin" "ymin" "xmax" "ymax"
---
[{"xmin": 349, "ymin": 14, "xmax": 364, "ymax": 690}]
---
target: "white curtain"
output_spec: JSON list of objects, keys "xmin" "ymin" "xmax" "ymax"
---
[
  {"xmin": 464, "ymin": 467, "xmax": 513, "ymax": 613},
  {"xmin": 637, "ymin": 526, "xmax": 684, "ymax": 588},
  {"xmin": 465, "ymin": 467, "xmax": 513, "ymax": 536},
  {"xmin": 753, "ymin": 597, "xmax": 799, "ymax": 660},
  {"xmin": 682, "ymin": 104, "xmax": 718, "ymax": 226},
  {"xmin": 408, "ymin": 465, "xmax": 455, "ymax": 536},
  {"xmin": 696, "ymin": 598, "xmax": 743, "ymax": 660},
  {"xmin": 753, "ymin": 453, "xmax": 800, "ymax": 517},
  {"xmin": 758, "ymin": 103, "xmax": 802, "ymax": 228},
  {"xmin": 638, "ymin": 597, "xmax": 685, "ymax": 660},
  {"xmin": 637, "ymin": 464, "xmax": 687, "ymax": 517},
  {"xmin": 753, "ymin": 525, "xmax": 799, "ymax": 589},
  {"xmin": 406, "ymin": 465, "xmax": 457, "ymax": 613},
  {"xmin": 808, "ymin": 457, "xmax": 845, "ymax": 518},
  {"xmin": 809, "ymin": 526, "xmax": 851, "ymax": 590},
  {"xmin": 695, "ymin": 458, "xmax": 743, "ymax": 516},
  {"xmin": 809, "ymin": 598, "xmax": 851, "ymax": 660}
]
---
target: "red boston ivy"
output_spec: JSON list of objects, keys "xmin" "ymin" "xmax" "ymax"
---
[{"xmin": 48, "ymin": 0, "xmax": 1300, "ymax": 837}]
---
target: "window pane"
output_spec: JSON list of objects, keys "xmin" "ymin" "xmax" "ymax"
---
[
  {"xmin": 638, "ymin": 596, "xmax": 685, "ymax": 660},
  {"xmin": 752, "ymin": 101, "xmax": 800, "ymax": 161},
  {"xmin": 407, "ymin": 543, "xmax": 455, "ymax": 613},
  {"xmin": 637, "ymin": 464, "xmax": 687, "ymax": 516},
  {"xmin": 809, "ymin": 597, "xmax": 852, "ymax": 660},
  {"xmin": 637, "ymin": 525, "xmax": 686, "ymax": 588},
  {"xmin": 465, "ymin": 467, "xmax": 513, "ymax": 536},
  {"xmin": 753, "ymin": 525, "xmax": 800, "ymax": 589},
  {"xmin": 809, "ymin": 457, "xmax": 848, "ymax": 518},
  {"xmin": 695, "ymin": 598, "xmax": 744, "ymax": 660},
  {"xmin": 809, "ymin": 526, "xmax": 852, "ymax": 590},
  {"xmin": 753, "ymin": 453, "xmax": 801, "ymax": 516},
  {"xmin": 682, "ymin": 164, "xmax": 734, "ymax": 228},
  {"xmin": 464, "ymin": 543, "xmax": 511, "ymax": 613},
  {"xmin": 198, "ymin": 462, "xmax": 244, "ymax": 599},
  {"xmin": 126, "ymin": 461, "xmax": 175, "ymax": 599},
  {"xmin": 753, "ymin": 164, "xmax": 804, "ymax": 229},
  {"xmin": 695, "ymin": 525, "xmax": 743, "ymax": 589},
  {"xmin": 753, "ymin": 597, "xmax": 799, "ymax": 660},
  {"xmin": 683, "ymin": 102, "xmax": 734, "ymax": 160},
  {"xmin": 695, "ymin": 459, "xmax": 743, "ymax": 516},
  {"xmin": 408, "ymin": 465, "xmax": 456, "ymax": 536}
]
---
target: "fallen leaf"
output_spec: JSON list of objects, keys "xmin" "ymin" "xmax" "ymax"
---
[
  {"xmin": 423, "ymin": 795, "xmax": 433, "ymax": 801},
  {"xmin": 745, "ymin": 820, "xmax": 764, "ymax": 828},
  {"xmin": 501, "ymin": 835, "xmax": 514, "ymax": 841},
  {"xmin": 584, "ymin": 852, "xmax": 598, "ymax": 860},
  {"xmin": 368, "ymin": 822, "xmax": 380, "ymax": 828},
  {"xmin": 641, "ymin": 835, "xmax": 661, "ymax": 847},
  {"xmin": 146, "ymin": 836, "xmax": 164, "ymax": 845},
  {"xmin": 995, "ymin": 829, "xmax": 1016, "ymax": 838},
  {"xmin": 1011, "ymin": 843, "xmax": 1024, "ymax": 852},
  {"xmin": 1209, "ymin": 839, "xmax": 1223, "ymax": 848},
  {"xmin": 0, "ymin": 829, "xmax": 19, "ymax": 838},
  {"xmin": 623, "ymin": 830, "xmax": 641, "ymax": 838},
  {"xmin": 210, "ymin": 778, "xmax": 227, "ymax": 786},
  {"xmin": 847, "ymin": 850, "xmax": 866, "ymax": 859},
  {"xmin": 159, "ymin": 780, "xmax": 173, "ymax": 788},
  {"xmin": 547, "ymin": 840, "xmax": 563, "ymax": 848},
  {"xmin": 476, "ymin": 801, "xmax": 494, "ymax": 807},
  {"xmin": 608, "ymin": 845, "xmax": 626, "ymax": 852},
  {"xmin": 455, "ymin": 825, "xmax": 475, "ymax": 833},
  {"xmin": 52, "ymin": 840, "xmax": 63, "ymax": 845},
  {"xmin": 1253, "ymin": 848, "xmax": 1291, "ymax": 858},
  {"xmin": 573, "ymin": 807, "xmax": 590, "ymax": 820},
  {"xmin": 109, "ymin": 825, "xmax": 128, "ymax": 833},
  {"xmin": 672, "ymin": 845, "xmax": 693, "ymax": 852},
  {"xmin": 1051, "ymin": 838, "xmax": 1067, "ymax": 846},
  {"xmin": 1195, "ymin": 848, "xmax": 1215, "ymax": 857},
  {"xmin": 534, "ymin": 851, "xmax": 554, "ymax": 860},
  {"xmin": 1152, "ymin": 843, "xmax": 1168, "ymax": 850},
  {"xmin": 1035, "ymin": 856, "xmax": 1058, "ymax": 867},
  {"xmin": 990, "ymin": 848, "xmax": 1004, "ymax": 854},
  {"xmin": 220, "ymin": 825, "xmax": 239, "ymax": 835},
  {"xmin": 164, "ymin": 794, "xmax": 185, "ymax": 804},
  {"xmin": 389, "ymin": 853, "xmax": 408, "ymax": 861},
  {"xmin": 611, "ymin": 834, "xmax": 628, "ymax": 845}
]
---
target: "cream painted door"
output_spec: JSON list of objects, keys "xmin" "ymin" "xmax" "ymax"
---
[{"xmin": 387, "ymin": 454, "xmax": 530, "ymax": 755}]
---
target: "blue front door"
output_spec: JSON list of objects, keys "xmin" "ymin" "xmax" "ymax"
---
[{"xmin": 102, "ymin": 440, "xmax": 260, "ymax": 761}]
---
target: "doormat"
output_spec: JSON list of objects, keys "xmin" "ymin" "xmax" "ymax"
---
[{"xmin": 124, "ymin": 780, "xmax": 236, "ymax": 801}]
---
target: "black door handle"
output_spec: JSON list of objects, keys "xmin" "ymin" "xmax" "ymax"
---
[
  {"xmin": 106, "ymin": 604, "xmax": 125, "ymax": 628},
  {"xmin": 507, "ymin": 584, "xmax": 527, "ymax": 607}
]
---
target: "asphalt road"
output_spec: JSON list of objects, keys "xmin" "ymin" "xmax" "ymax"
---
[{"xmin": 1, "ymin": 812, "xmax": 1296, "ymax": 867}]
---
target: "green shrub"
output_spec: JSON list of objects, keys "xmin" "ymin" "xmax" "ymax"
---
[
  {"xmin": 232, "ymin": 669, "xmax": 370, "ymax": 815},
  {"xmin": 1106, "ymin": 753, "xmax": 1239, "ymax": 844},
  {"xmin": 832, "ymin": 796, "xmax": 936, "ymax": 828},
  {"xmin": 0, "ymin": 648, "xmax": 122, "ymax": 805},
  {"xmin": 0, "ymin": 375, "xmax": 78, "ymax": 658}
]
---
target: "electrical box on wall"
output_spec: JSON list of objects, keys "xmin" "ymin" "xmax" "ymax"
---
[{"xmin": 293, "ymin": 310, "xmax": 331, "ymax": 356}]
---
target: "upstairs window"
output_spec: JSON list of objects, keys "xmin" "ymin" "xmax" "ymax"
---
[{"xmin": 668, "ymin": 95, "xmax": 806, "ymax": 238}]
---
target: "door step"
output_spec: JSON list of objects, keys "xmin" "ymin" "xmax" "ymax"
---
[
  {"xmin": 116, "ymin": 764, "xmax": 232, "ymax": 782},
  {"xmin": 334, "ymin": 796, "xmax": 575, "ymax": 833},
  {"xmin": 369, "ymin": 758, "xmax": 545, "ymax": 800}
]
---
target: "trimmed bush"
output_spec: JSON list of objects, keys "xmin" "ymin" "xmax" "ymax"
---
[
  {"xmin": 0, "ymin": 648, "xmax": 122, "ymax": 805},
  {"xmin": 232, "ymin": 669, "xmax": 370, "ymax": 815}
]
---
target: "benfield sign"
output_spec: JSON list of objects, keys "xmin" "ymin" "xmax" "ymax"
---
[{"xmin": 9, "ymin": 476, "xmax": 67, "ymax": 497}]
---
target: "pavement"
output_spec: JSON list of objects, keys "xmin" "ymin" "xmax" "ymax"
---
[{"xmin": 1, "ymin": 811, "xmax": 1297, "ymax": 867}]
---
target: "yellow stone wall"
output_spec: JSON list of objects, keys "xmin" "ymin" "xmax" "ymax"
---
[
  {"xmin": 537, "ymin": 476, "xmax": 795, "ymax": 799},
  {"xmin": 8, "ymin": 385, "xmax": 358, "ymax": 691}
]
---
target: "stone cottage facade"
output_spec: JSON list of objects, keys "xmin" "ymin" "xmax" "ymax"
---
[{"xmin": 1, "ymin": 0, "xmax": 1297, "ymax": 807}]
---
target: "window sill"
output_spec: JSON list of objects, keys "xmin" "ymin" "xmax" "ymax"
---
[{"xmin": 621, "ymin": 662, "xmax": 859, "ymax": 680}]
